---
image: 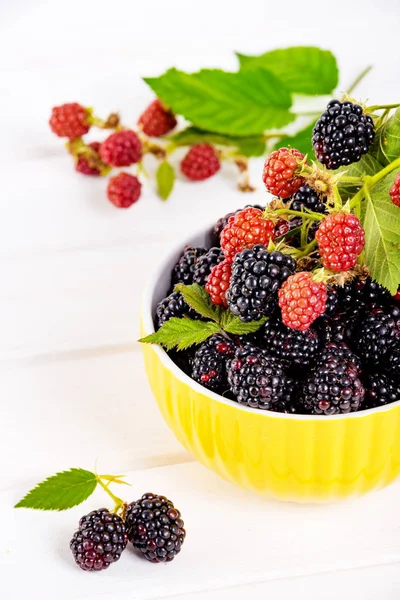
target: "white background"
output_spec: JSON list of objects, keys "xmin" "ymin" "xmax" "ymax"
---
[{"xmin": 1, "ymin": 0, "xmax": 400, "ymax": 598}]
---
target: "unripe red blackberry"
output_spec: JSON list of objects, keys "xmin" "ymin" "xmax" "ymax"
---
[
  {"xmin": 181, "ymin": 144, "xmax": 220, "ymax": 181},
  {"xmin": 316, "ymin": 212, "xmax": 365, "ymax": 272},
  {"xmin": 191, "ymin": 334, "xmax": 235, "ymax": 392},
  {"xmin": 125, "ymin": 493, "xmax": 186, "ymax": 563},
  {"xmin": 278, "ymin": 271, "xmax": 327, "ymax": 331},
  {"xmin": 49, "ymin": 103, "xmax": 90, "ymax": 139},
  {"xmin": 107, "ymin": 172, "xmax": 142, "ymax": 208},
  {"xmin": 138, "ymin": 99, "xmax": 177, "ymax": 137},
  {"xmin": 210, "ymin": 205, "xmax": 264, "ymax": 246},
  {"xmin": 262, "ymin": 147, "xmax": 305, "ymax": 198},
  {"xmin": 75, "ymin": 142, "xmax": 102, "ymax": 176},
  {"xmin": 205, "ymin": 259, "xmax": 232, "ymax": 307},
  {"xmin": 220, "ymin": 207, "xmax": 275, "ymax": 263},
  {"xmin": 312, "ymin": 100, "xmax": 375, "ymax": 169},
  {"xmin": 70, "ymin": 508, "xmax": 127, "ymax": 571},
  {"xmin": 100, "ymin": 130, "xmax": 142, "ymax": 167},
  {"xmin": 390, "ymin": 173, "xmax": 400, "ymax": 207}
]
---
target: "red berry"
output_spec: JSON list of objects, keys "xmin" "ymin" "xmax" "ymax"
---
[
  {"xmin": 205, "ymin": 260, "xmax": 232, "ymax": 307},
  {"xmin": 315, "ymin": 212, "xmax": 365, "ymax": 273},
  {"xmin": 100, "ymin": 130, "xmax": 142, "ymax": 167},
  {"xmin": 220, "ymin": 207, "xmax": 275, "ymax": 263},
  {"xmin": 262, "ymin": 148, "xmax": 305, "ymax": 199},
  {"xmin": 75, "ymin": 142, "xmax": 102, "ymax": 176},
  {"xmin": 107, "ymin": 172, "xmax": 142, "ymax": 208},
  {"xmin": 278, "ymin": 272, "xmax": 327, "ymax": 331},
  {"xmin": 138, "ymin": 99, "xmax": 177, "ymax": 137},
  {"xmin": 389, "ymin": 172, "xmax": 400, "ymax": 207},
  {"xmin": 49, "ymin": 103, "xmax": 90, "ymax": 139},
  {"xmin": 394, "ymin": 288, "xmax": 400, "ymax": 301},
  {"xmin": 181, "ymin": 144, "xmax": 220, "ymax": 181}
]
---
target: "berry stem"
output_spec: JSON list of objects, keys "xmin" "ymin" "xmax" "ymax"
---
[
  {"xmin": 367, "ymin": 103, "xmax": 400, "ymax": 112},
  {"xmin": 273, "ymin": 208, "xmax": 325, "ymax": 221},
  {"xmin": 333, "ymin": 186, "xmax": 343, "ymax": 210},
  {"xmin": 293, "ymin": 238, "xmax": 318, "ymax": 258},
  {"xmin": 342, "ymin": 65, "xmax": 372, "ymax": 98},
  {"xmin": 366, "ymin": 156, "xmax": 400, "ymax": 188},
  {"xmin": 96, "ymin": 476, "xmax": 125, "ymax": 514},
  {"xmin": 338, "ymin": 176, "xmax": 364, "ymax": 184}
]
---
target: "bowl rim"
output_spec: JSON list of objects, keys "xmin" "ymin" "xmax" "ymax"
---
[{"xmin": 141, "ymin": 225, "xmax": 400, "ymax": 421}]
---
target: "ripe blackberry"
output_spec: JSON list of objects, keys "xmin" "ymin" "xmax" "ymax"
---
[
  {"xmin": 317, "ymin": 311, "xmax": 359, "ymax": 345},
  {"xmin": 205, "ymin": 259, "xmax": 232, "ymax": 307},
  {"xmin": 385, "ymin": 344, "xmax": 400, "ymax": 382},
  {"xmin": 211, "ymin": 205, "xmax": 264, "ymax": 246},
  {"xmin": 138, "ymin": 99, "xmax": 177, "ymax": 137},
  {"xmin": 193, "ymin": 247, "xmax": 224, "ymax": 286},
  {"xmin": 181, "ymin": 144, "xmax": 220, "ymax": 181},
  {"xmin": 70, "ymin": 508, "xmax": 127, "ymax": 571},
  {"xmin": 291, "ymin": 184, "xmax": 327, "ymax": 214},
  {"xmin": 356, "ymin": 309, "xmax": 398, "ymax": 367},
  {"xmin": 321, "ymin": 287, "xmax": 339, "ymax": 318},
  {"xmin": 226, "ymin": 245, "xmax": 296, "ymax": 322},
  {"xmin": 172, "ymin": 246, "xmax": 207, "ymax": 286},
  {"xmin": 316, "ymin": 342, "xmax": 362, "ymax": 373},
  {"xmin": 258, "ymin": 318, "xmax": 321, "ymax": 372},
  {"xmin": 227, "ymin": 348, "xmax": 294, "ymax": 411},
  {"xmin": 312, "ymin": 100, "xmax": 375, "ymax": 169},
  {"xmin": 301, "ymin": 356, "xmax": 365, "ymax": 415},
  {"xmin": 156, "ymin": 292, "xmax": 196, "ymax": 328},
  {"xmin": 338, "ymin": 277, "xmax": 391, "ymax": 313},
  {"xmin": 191, "ymin": 334, "xmax": 235, "ymax": 391},
  {"xmin": 365, "ymin": 373, "xmax": 399, "ymax": 408},
  {"xmin": 390, "ymin": 172, "xmax": 400, "ymax": 208},
  {"xmin": 125, "ymin": 493, "xmax": 186, "ymax": 563},
  {"xmin": 168, "ymin": 349, "xmax": 194, "ymax": 376}
]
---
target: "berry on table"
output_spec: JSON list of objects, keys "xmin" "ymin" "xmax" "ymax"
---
[
  {"xmin": 227, "ymin": 347, "xmax": 294, "ymax": 411},
  {"xmin": 172, "ymin": 246, "xmax": 207, "ymax": 286},
  {"xmin": 107, "ymin": 172, "xmax": 142, "ymax": 208},
  {"xmin": 100, "ymin": 130, "xmax": 142, "ymax": 167},
  {"xmin": 75, "ymin": 142, "xmax": 103, "ymax": 176},
  {"xmin": 226, "ymin": 246, "xmax": 296, "ymax": 322},
  {"xmin": 70, "ymin": 508, "xmax": 128, "ymax": 571},
  {"xmin": 259, "ymin": 318, "xmax": 321, "ymax": 371},
  {"xmin": 156, "ymin": 292, "xmax": 197, "ymax": 328},
  {"xmin": 278, "ymin": 271, "xmax": 327, "ymax": 331},
  {"xmin": 193, "ymin": 247, "xmax": 225, "ymax": 286},
  {"xmin": 262, "ymin": 147, "xmax": 305, "ymax": 199},
  {"xmin": 220, "ymin": 207, "xmax": 275, "ymax": 263},
  {"xmin": 49, "ymin": 103, "xmax": 91, "ymax": 139},
  {"xmin": 181, "ymin": 144, "xmax": 220, "ymax": 181},
  {"xmin": 315, "ymin": 212, "xmax": 365, "ymax": 272},
  {"xmin": 138, "ymin": 99, "xmax": 177, "ymax": 137},
  {"xmin": 312, "ymin": 99, "xmax": 375, "ymax": 169},
  {"xmin": 125, "ymin": 493, "xmax": 186, "ymax": 563},
  {"xmin": 191, "ymin": 334, "xmax": 235, "ymax": 391},
  {"xmin": 301, "ymin": 356, "xmax": 365, "ymax": 415},
  {"xmin": 205, "ymin": 259, "xmax": 232, "ymax": 307},
  {"xmin": 365, "ymin": 372, "xmax": 400, "ymax": 408},
  {"xmin": 389, "ymin": 172, "xmax": 400, "ymax": 207}
]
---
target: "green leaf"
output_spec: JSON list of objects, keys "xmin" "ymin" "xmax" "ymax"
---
[
  {"xmin": 362, "ymin": 170, "xmax": 400, "ymax": 294},
  {"xmin": 371, "ymin": 108, "xmax": 400, "ymax": 166},
  {"xmin": 274, "ymin": 122, "xmax": 316, "ymax": 159},
  {"xmin": 337, "ymin": 154, "xmax": 383, "ymax": 199},
  {"xmin": 174, "ymin": 283, "xmax": 222, "ymax": 321},
  {"xmin": 144, "ymin": 68, "xmax": 295, "ymax": 136},
  {"xmin": 169, "ymin": 127, "xmax": 266, "ymax": 157},
  {"xmin": 220, "ymin": 311, "xmax": 267, "ymax": 335},
  {"xmin": 156, "ymin": 160, "xmax": 175, "ymax": 200},
  {"xmin": 237, "ymin": 47, "xmax": 338, "ymax": 95},
  {"xmin": 139, "ymin": 317, "xmax": 221, "ymax": 350},
  {"xmin": 15, "ymin": 468, "xmax": 97, "ymax": 511}
]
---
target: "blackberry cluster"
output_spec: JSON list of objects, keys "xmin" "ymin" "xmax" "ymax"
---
[
  {"xmin": 291, "ymin": 184, "xmax": 327, "ymax": 214},
  {"xmin": 227, "ymin": 347, "xmax": 294, "ymax": 411},
  {"xmin": 316, "ymin": 342, "xmax": 362, "ymax": 373},
  {"xmin": 70, "ymin": 509, "xmax": 128, "ymax": 571},
  {"xmin": 385, "ymin": 344, "xmax": 400, "ymax": 382},
  {"xmin": 125, "ymin": 493, "xmax": 186, "ymax": 563},
  {"xmin": 172, "ymin": 246, "xmax": 207, "ymax": 285},
  {"xmin": 338, "ymin": 277, "xmax": 391, "ymax": 313},
  {"xmin": 191, "ymin": 334, "xmax": 235, "ymax": 392},
  {"xmin": 317, "ymin": 310, "xmax": 359, "ymax": 345},
  {"xmin": 156, "ymin": 292, "xmax": 196, "ymax": 328},
  {"xmin": 258, "ymin": 319, "xmax": 321, "ymax": 372},
  {"xmin": 302, "ymin": 356, "xmax": 365, "ymax": 415},
  {"xmin": 211, "ymin": 204, "xmax": 263, "ymax": 246},
  {"xmin": 312, "ymin": 100, "xmax": 375, "ymax": 169},
  {"xmin": 321, "ymin": 287, "xmax": 339, "ymax": 318},
  {"xmin": 365, "ymin": 373, "xmax": 399, "ymax": 408},
  {"xmin": 193, "ymin": 247, "xmax": 224, "ymax": 286},
  {"xmin": 226, "ymin": 246, "xmax": 296, "ymax": 322},
  {"xmin": 356, "ymin": 309, "xmax": 398, "ymax": 367}
]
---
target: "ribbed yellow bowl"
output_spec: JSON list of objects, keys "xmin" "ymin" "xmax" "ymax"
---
[{"xmin": 141, "ymin": 229, "xmax": 400, "ymax": 502}]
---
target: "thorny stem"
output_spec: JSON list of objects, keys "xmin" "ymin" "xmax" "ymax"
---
[
  {"xmin": 342, "ymin": 65, "xmax": 372, "ymax": 99},
  {"xmin": 273, "ymin": 208, "xmax": 325, "ymax": 222},
  {"xmin": 96, "ymin": 476, "xmax": 125, "ymax": 514}
]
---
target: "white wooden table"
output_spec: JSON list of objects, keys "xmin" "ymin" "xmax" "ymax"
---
[{"xmin": 1, "ymin": 1, "xmax": 400, "ymax": 597}]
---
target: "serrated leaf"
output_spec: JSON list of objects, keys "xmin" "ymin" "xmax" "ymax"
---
[
  {"xmin": 174, "ymin": 283, "xmax": 222, "ymax": 321},
  {"xmin": 139, "ymin": 317, "xmax": 221, "ymax": 350},
  {"xmin": 362, "ymin": 170, "xmax": 400, "ymax": 294},
  {"xmin": 371, "ymin": 108, "xmax": 400, "ymax": 166},
  {"xmin": 168, "ymin": 127, "xmax": 266, "ymax": 158},
  {"xmin": 237, "ymin": 47, "xmax": 338, "ymax": 95},
  {"xmin": 156, "ymin": 160, "xmax": 175, "ymax": 200},
  {"xmin": 274, "ymin": 122, "xmax": 316, "ymax": 159},
  {"xmin": 15, "ymin": 468, "xmax": 97, "ymax": 511},
  {"xmin": 337, "ymin": 154, "xmax": 383, "ymax": 199},
  {"xmin": 144, "ymin": 68, "xmax": 295, "ymax": 136},
  {"xmin": 220, "ymin": 310, "xmax": 267, "ymax": 335}
]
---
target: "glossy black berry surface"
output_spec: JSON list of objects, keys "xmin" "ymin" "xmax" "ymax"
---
[
  {"xmin": 193, "ymin": 247, "xmax": 224, "ymax": 286},
  {"xmin": 291, "ymin": 184, "xmax": 327, "ymax": 214},
  {"xmin": 312, "ymin": 100, "xmax": 375, "ymax": 169},
  {"xmin": 356, "ymin": 309, "xmax": 398, "ymax": 367},
  {"xmin": 365, "ymin": 372, "xmax": 400, "ymax": 408},
  {"xmin": 316, "ymin": 342, "xmax": 362, "ymax": 373},
  {"xmin": 156, "ymin": 292, "xmax": 195, "ymax": 328},
  {"xmin": 125, "ymin": 493, "xmax": 186, "ymax": 563},
  {"xmin": 191, "ymin": 334, "xmax": 235, "ymax": 392},
  {"xmin": 70, "ymin": 508, "xmax": 128, "ymax": 571},
  {"xmin": 172, "ymin": 246, "xmax": 207, "ymax": 286}
]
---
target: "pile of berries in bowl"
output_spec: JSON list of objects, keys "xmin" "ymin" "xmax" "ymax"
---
[{"xmin": 140, "ymin": 99, "xmax": 400, "ymax": 501}]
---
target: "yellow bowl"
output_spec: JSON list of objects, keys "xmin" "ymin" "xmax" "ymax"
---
[{"xmin": 141, "ymin": 229, "xmax": 400, "ymax": 502}]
